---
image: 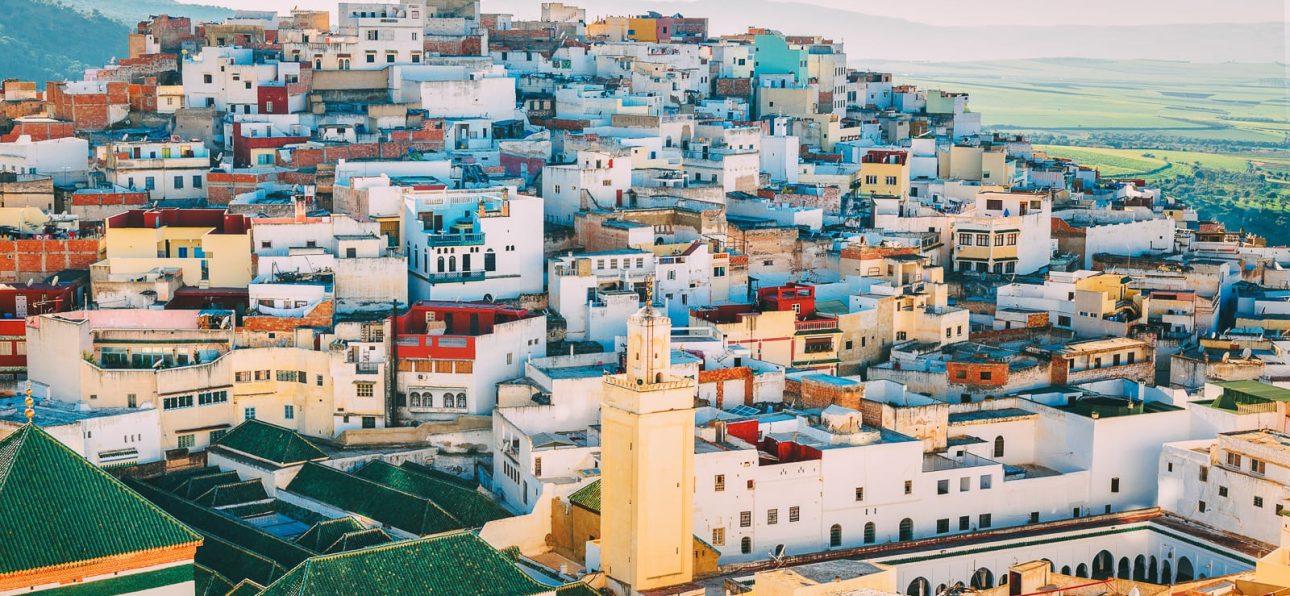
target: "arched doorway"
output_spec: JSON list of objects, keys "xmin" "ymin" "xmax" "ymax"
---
[
  {"xmin": 1134, "ymin": 555, "xmax": 1147, "ymax": 581},
  {"xmin": 971, "ymin": 568, "xmax": 994, "ymax": 589},
  {"xmin": 1092, "ymin": 550, "xmax": 1114, "ymax": 579},
  {"xmin": 1061, "ymin": 565, "xmax": 1071, "ymax": 576},
  {"xmin": 1117, "ymin": 557, "xmax": 1131, "ymax": 579},
  {"xmin": 1161, "ymin": 560, "xmax": 1172, "ymax": 584},
  {"xmin": 993, "ymin": 436, "xmax": 1005, "ymax": 458},
  {"xmin": 907, "ymin": 577, "xmax": 931, "ymax": 596},
  {"xmin": 1148, "ymin": 556, "xmax": 1159, "ymax": 583},
  {"xmin": 1076, "ymin": 564, "xmax": 1089, "ymax": 578},
  {"xmin": 864, "ymin": 522, "xmax": 876, "ymax": 544},
  {"xmin": 829, "ymin": 524, "xmax": 842, "ymax": 547},
  {"xmin": 1176, "ymin": 557, "xmax": 1194, "ymax": 582},
  {"xmin": 898, "ymin": 518, "xmax": 913, "ymax": 541}
]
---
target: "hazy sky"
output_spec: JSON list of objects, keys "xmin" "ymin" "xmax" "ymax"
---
[{"xmin": 182, "ymin": 0, "xmax": 1288, "ymax": 26}]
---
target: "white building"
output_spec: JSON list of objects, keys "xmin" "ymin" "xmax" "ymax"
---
[
  {"xmin": 402, "ymin": 186, "xmax": 543, "ymax": 302},
  {"xmin": 0, "ymin": 136, "xmax": 90, "ymax": 185},
  {"xmin": 0, "ymin": 393, "xmax": 163, "ymax": 468},
  {"xmin": 98, "ymin": 141, "xmax": 211, "ymax": 201},
  {"xmin": 1160, "ymin": 429, "xmax": 1289, "ymax": 546},
  {"xmin": 541, "ymin": 150, "xmax": 632, "ymax": 224}
]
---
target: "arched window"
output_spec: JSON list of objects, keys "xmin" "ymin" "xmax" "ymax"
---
[
  {"xmin": 448, "ymin": 256, "xmax": 457, "ymax": 272},
  {"xmin": 1117, "ymin": 557, "xmax": 1131, "ymax": 580},
  {"xmin": 829, "ymin": 524, "xmax": 842, "ymax": 547},
  {"xmin": 423, "ymin": 393, "xmax": 433, "ymax": 408},
  {"xmin": 898, "ymin": 518, "xmax": 913, "ymax": 541},
  {"xmin": 484, "ymin": 249, "xmax": 496, "ymax": 272},
  {"xmin": 971, "ymin": 568, "xmax": 994, "ymax": 590},
  {"xmin": 740, "ymin": 537, "xmax": 751, "ymax": 554},
  {"xmin": 863, "ymin": 522, "xmax": 876, "ymax": 544},
  {"xmin": 410, "ymin": 392, "xmax": 421, "ymax": 407},
  {"xmin": 1176, "ymin": 557, "xmax": 1194, "ymax": 582},
  {"xmin": 1133, "ymin": 555, "xmax": 1147, "ymax": 581},
  {"xmin": 437, "ymin": 256, "xmax": 445, "ymax": 273},
  {"xmin": 443, "ymin": 393, "xmax": 454, "ymax": 407},
  {"xmin": 907, "ymin": 578, "xmax": 930, "ymax": 596},
  {"xmin": 1076, "ymin": 564, "xmax": 1088, "ymax": 578},
  {"xmin": 1092, "ymin": 550, "xmax": 1114, "ymax": 580},
  {"xmin": 1061, "ymin": 566, "xmax": 1071, "ymax": 576},
  {"xmin": 457, "ymin": 393, "xmax": 467, "ymax": 408},
  {"xmin": 993, "ymin": 436, "xmax": 1005, "ymax": 458}
]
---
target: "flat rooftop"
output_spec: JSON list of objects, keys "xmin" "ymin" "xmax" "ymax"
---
[{"xmin": 0, "ymin": 397, "xmax": 136, "ymax": 426}]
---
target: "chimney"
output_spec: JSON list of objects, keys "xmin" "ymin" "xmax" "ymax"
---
[
  {"xmin": 293, "ymin": 194, "xmax": 307, "ymax": 223},
  {"xmin": 714, "ymin": 420, "xmax": 727, "ymax": 443}
]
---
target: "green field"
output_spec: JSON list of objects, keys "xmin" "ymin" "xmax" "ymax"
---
[
  {"xmin": 860, "ymin": 59, "xmax": 1289, "ymax": 148},
  {"xmin": 1035, "ymin": 146, "xmax": 1290, "ymax": 180}
]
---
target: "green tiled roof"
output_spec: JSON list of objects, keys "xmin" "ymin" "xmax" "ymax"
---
[
  {"xmin": 222, "ymin": 501, "xmax": 277, "ymax": 518},
  {"xmin": 179, "ymin": 470, "xmax": 243, "ymax": 500},
  {"xmin": 258, "ymin": 531, "xmax": 559, "ymax": 596},
  {"xmin": 557, "ymin": 581, "xmax": 603, "ymax": 596},
  {"xmin": 213, "ymin": 420, "xmax": 327, "ymax": 466},
  {"xmin": 128, "ymin": 479, "xmax": 314, "ymax": 577},
  {"xmin": 294, "ymin": 518, "xmax": 365, "ymax": 552},
  {"xmin": 0, "ymin": 425, "xmax": 201, "ymax": 575},
  {"xmin": 285, "ymin": 462, "xmax": 464, "ymax": 536},
  {"xmin": 568, "ymin": 480, "xmax": 601, "ymax": 513},
  {"xmin": 402, "ymin": 460, "xmax": 481, "ymax": 489},
  {"xmin": 198, "ymin": 479, "xmax": 270, "ymax": 508},
  {"xmin": 194, "ymin": 564, "xmax": 235, "ymax": 596},
  {"xmin": 195, "ymin": 533, "xmax": 289, "ymax": 588},
  {"xmin": 227, "ymin": 579, "xmax": 266, "ymax": 596},
  {"xmin": 322, "ymin": 528, "xmax": 392, "ymax": 554},
  {"xmin": 354, "ymin": 460, "xmax": 511, "ymax": 528}
]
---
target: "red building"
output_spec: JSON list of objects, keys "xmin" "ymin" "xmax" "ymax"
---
[{"xmin": 0, "ymin": 281, "xmax": 82, "ymax": 376}]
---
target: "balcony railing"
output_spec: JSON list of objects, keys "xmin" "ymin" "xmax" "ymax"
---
[
  {"xmin": 354, "ymin": 361, "xmax": 380, "ymax": 375},
  {"xmin": 424, "ymin": 232, "xmax": 484, "ymax": 247},
  {"xmin": 424, "ymin": 271, "xmax": 486, "ymax": 283},
  {"xmin": 795, "ymin": 318, "xmax": 840, "ymax": 332}
]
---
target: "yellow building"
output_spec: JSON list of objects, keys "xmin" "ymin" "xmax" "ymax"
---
[
  {"xmin": 98, "ymin": 208, "xmax": 253, "ymax": 289},
  {"xmin": 858, "ymin": 150, "xmax": 910, "ymax": 198},
  {"xmin": 588, "ymin": 16, "xmax": 630, "ymax": 41},
  {"xmin": 601, "ymin": 294, "xmax": 696, "ymax": 594},
  {"xmin": 627, "ymin": 17, "xmax": 659, "ymax": 42},
  {"xmin": 1254, "ymin": 516, "xmax": 1290, "ymax": 589}
]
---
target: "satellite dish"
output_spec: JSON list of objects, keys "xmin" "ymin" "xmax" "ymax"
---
[
  {"xmin": 25, "ymin": 278, "xmax": 33, "ymax": 287},
  {"xmin": 49, "ymin": 275, "xmax": 59, "ymax": 287}
]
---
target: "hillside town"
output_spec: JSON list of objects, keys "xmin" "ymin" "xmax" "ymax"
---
[{"xmin": 3, "ymin": 2, "xmax": 1290, "ymax": 596}]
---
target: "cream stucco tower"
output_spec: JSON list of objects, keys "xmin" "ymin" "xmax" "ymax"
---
[{"xmin": 600, "ymin": 290, "xmax": 696, "ymax": 594}]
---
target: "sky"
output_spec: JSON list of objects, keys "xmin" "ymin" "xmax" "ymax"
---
[{"xmin": 183, "ymin": 0, "xmax": 1288, "ymax": 26}]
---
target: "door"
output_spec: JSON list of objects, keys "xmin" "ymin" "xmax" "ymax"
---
[{"xmin": 14, "ymin": 295, "xmax": 26, "ymax": 318}]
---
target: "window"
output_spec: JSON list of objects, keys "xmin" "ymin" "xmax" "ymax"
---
[
  {"xmin": 959, "ymin": 477, "xmax": 971, "ymax": 492},
  {"xmin": 741, "ymin": 537, "xmax": 752, "ymax": 554},
  {"xmin": 789, "ymin": 506, "xmax": 800, "ymax": 523},
  {"xmin": 316, "ymin": 375, "xmax": 324, "ymax": 386},
  {"xmin": 357, "ymin": 383, "xmax": 375, "ymax": 397},
  {"xmin": 163, "ymin": 395, "xmax": 194, "ymax": 410},
  {"xmin": 978, "ymin": 514, "xmax": 992, "ymax": 529},
  {"xmin": 712, "ymin": 528, "xmax": 725, "ymax": 546},
  {"xmin": 854, "ymin": 487, "xmax": 864, "ymax": 502},
  {"xmin": 904, "ymin": 480, "xmax": 912, "ymax": 495},
  {"xmin": 209, "ymin": 429, "xmax": 227, "ymax": 443},
  {"xmin": 235, "ymin": 371, "xmax": 251, "ymax": 382},
  {"xmin": 1029, "ymin": 511, "xmax": 1040, "ymax": 524},
  {"xmin": 1110, "ymin": 478, "xmax": 1120, "ymax": 493},
  {"xmin": 1006, "ymin": 233, "xmax": 1017, "ymax": 245},
  {"xmin": 980, "ymin": 475, "xmax": 992, "ymax": 490},
  {"xmin": 277, "ymin": 370, "xmax": 297, "ymax": 382},
  {"xmin": 740, "ymin": 511, "xmax": 752, "ymax": 528},
  {"xmin": 174, "ymin": 176, "xmax": 184, "ymax": 190},
  {"xmin": 1199, "ymin": 500, "xmax": 1207, "ymax": 513},
  {"xmin": 937, "ymin": 519, "xmax": 949, "ymax": 534},
  {"xmin": 244, "ymin": 407, "xmax": 256, "ymax": 420},
  {"xmin": 1254, "ymin": 496, "xmax": 1264, "ymax": 508},
  {"xmin": 254, "ymin": 370, "xmax": 270, "ymax": 381},
  {"xmin": 994, "ymin": 234, "xmax": 1005, "ymax": 246},
  {"xmin": 1218, "ymin": 486, "xmax": 1228, "ymax": 498},
  {"xmin": 830, "ymin": 524, "xmax": 842, "ymax": 547},
  {"xmin": 177, "ymin": 434, "xmax": 195, "ymax": 449},
  {"xmin": 958, "ymin": 233, "xmax": 972, "ymax": 246},
  {"xmin": 1226, "ymin": 452, "xmax": 1242, "ymax": 467},
  {"xmin": 1199, "ymin": 466, "xmax": 1208, "ymax": 482},
  {"xmin": 767, "ymin": 509, "xmax": 778, "ymax": 525},
  {"xmin": 937, "ymin": 479, "xmax": 949, "ymax": 495},
  {"xmin": 127, "ymin": 394, "xmax": 137, "ymax": 408},
  {"xmin": 1251, "ymin": 459, "xmax": 1266, "ymax": 475},
  {"xmin": 284, "ymin": 405, "xmax": 295, "ymax": 420},
  {"xmin": 976, "ymin": 234, "xmax": 989, "ymax": 246},
  {"xmin": 197, "ymin": 391, "xmax": 227, "ymax": 406},
  {"xmin": 993, "ymin": 436, "xmax": 1005, "ymax": 458},
  {"xmin": 714, "ymin": 474, "xmax": 725, "ymax": 492},
  {"xmin": 959, "ymin": 515, "xmax": 970, "ymax": 531},
  {"xmin": 864, "ymin": 522, "xmax": 876, "ymax": 544}
]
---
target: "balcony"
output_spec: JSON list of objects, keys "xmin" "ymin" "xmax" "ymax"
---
[
  {"xmin": 424, "ymin": 232, "xmax": 485, "ymax": 247},
  {"xmin": 795, "ymin": 318, "xmax": 840, "ymax": 333},
  {"xmin": 354, "ymin": 361, "xmax": 380, "ymax": 375},
  {"xmin": 424, "ymin": 270, "xmax": 486, "ymax": 283}
]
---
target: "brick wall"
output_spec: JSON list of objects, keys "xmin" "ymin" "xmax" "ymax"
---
[
  {"xmin": 0, "ymin": 120, "xmax": 75, "ymax": 142},
  {"xmin": 242, "ymin": 300, "xmax": 334, "ymax": 332},
  {"xmin": 290, "ymin": 140, "xmax": 444, "ymax": 168},
  {"xmin": 945, "ymin": 361, "xmax": 1009, "ymax": 388},
  {"xmin": 698, "ymin": 367, "xmax": 753, "ymax": 408},
  {"xmin": 70, "ymin": 191, "xmax": 149, "ymax": 206},
  {"xmin": 0, "ymin": 239, "xmax": 102, "ymax": 282},
  {"xmin": 786, "ymin": 375, "xmax": 864, "ymax": 410},
  {"xmin": 715, "ymin": 77, "xmax": 752, "ymax": 99}
]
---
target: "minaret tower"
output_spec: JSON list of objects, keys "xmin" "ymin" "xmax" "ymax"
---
[{"xmin": 600, "ymin": 279, "xmax": 696, "ymax": 594}]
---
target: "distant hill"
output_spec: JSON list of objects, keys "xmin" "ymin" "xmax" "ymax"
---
[
  {"xmin": 0, "ymin": 0, "xmax": 234, "ymax": 87},
  {"xmin": 483, "ymin": 0, "xmax": 1286, "ymax": 63},
  {"xmin": 55, "ymin": 0, "xmax": 234, "ymax": 27},
  {"xmin": 0, "ymin": 0, "xmax": 128, "ymax": 85}
]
